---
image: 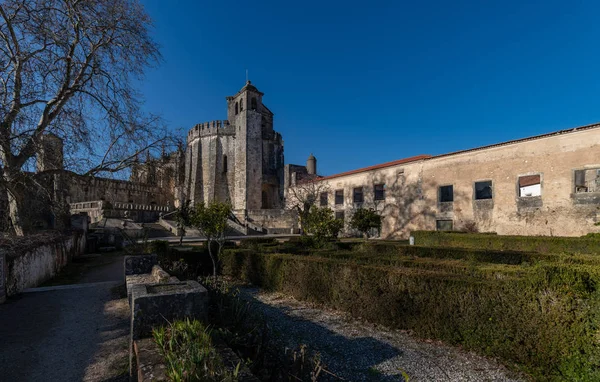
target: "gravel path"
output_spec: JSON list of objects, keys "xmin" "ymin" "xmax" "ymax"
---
[
  {"xmin": 0, "ymin": 254, "xmax": 130, "ymax": 382},
  {"xmin": 240, "ymin": 288, "xmax": 524, "ymax": 382}
]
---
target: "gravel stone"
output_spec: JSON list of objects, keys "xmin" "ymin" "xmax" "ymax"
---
[{"xmin": 239, "ymin": 287, "xmax": 525, "ymax": 382}]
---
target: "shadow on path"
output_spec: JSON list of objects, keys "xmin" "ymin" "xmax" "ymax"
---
[{"xmin": 0, "ymin": 254, "xmax": 130, "ymax": 382}]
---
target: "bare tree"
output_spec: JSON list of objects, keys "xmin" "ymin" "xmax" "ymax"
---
[
  {"xmin": 285, "ymin": 174, "xmax": 330, "ymax": 234},
  {"xmin": 0, "ymin": 0, "xmax": 164, "ymax": 235}
]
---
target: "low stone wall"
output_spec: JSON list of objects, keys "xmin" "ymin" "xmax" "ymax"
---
[
  {"xmin": 246, "ymin": 209, "xmax": 297, "ymax": 233},
  {"xmin": 2, "ymin": 232, "xmax": 86, "ymax": 297}
]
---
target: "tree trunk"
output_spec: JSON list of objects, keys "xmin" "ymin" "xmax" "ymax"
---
[
  {"xmin": 7, "ymin": 187, "xmax": 24, "ymax": 236},
  {"xmin": 207, "ymin": 239, "xmax": 217, "ymax": 279}
]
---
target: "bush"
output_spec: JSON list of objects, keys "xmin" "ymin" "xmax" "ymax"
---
[
  {"xmin": 303, "ymin": 206, "xmax": 343, "ymax": 246},
  {"xmin": 349, "ymin": 208, "xmax": 382, "ymax": 238},
  {"xmin": 412, "ymin": 231, "xmax": 600, "ymax": 255},
  {"xmin": 146, "ymin": 240, "xmax": 170, "ymax": 257},
  {"xmin": 220, "ymin": 251, "xmax": 600, "ymax": 380}
]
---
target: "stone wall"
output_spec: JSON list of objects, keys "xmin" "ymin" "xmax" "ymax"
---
[
  {"xmin": 1, "ymin": 231, "xmax": 86, "ymax": 297},
  {"xmin": 247, "ymin": 209, "xmax": 297, "ymax": 233},
  {"xmin": 292, "ymin": 124, "xmax": 600, "ymax": 238}
]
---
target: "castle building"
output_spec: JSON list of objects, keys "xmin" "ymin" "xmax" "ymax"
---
[
  {"xmin": 184, "ymin": 81, "xmax": 284, "ymax": 212},
  {"xmin": 288, "ymin": 123, "xmax": 600, "ymax": 238}
]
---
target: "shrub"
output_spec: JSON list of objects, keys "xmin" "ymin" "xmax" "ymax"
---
[
  {"xmin": 412, "ymin": 231, "xmax": 600, "ymax": 255},
  {"xmin": 220, "ymin": 251, "xmax": 600, "ymax": 380},
  {"xmin": 349, "ymin": 208, "xmax": 382, "ymax": 238},
  {"xmin": 303, "ymin": 206, "xmax": 343, "ymax": 246},
  {"xmin": 146, "ymin": 240, "xmax": 170, "ymax": 257}
]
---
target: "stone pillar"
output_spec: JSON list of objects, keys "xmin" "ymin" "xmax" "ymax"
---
[{"xmin": 0, "ymin": 252, "xmax": 6, "ymax": 304}]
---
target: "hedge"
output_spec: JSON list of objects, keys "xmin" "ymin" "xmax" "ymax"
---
[
  {"xmin": 221, "ymin": 250, "xmax": 600, "ymax": 381},
  {"xmin": 412, "ymin": 231, "xmax": 600, "ymax": 255}
]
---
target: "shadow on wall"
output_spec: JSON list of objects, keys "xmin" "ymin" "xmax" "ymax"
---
[{"xmin": 357, "ymin": 172, "xmax": 474, "ymax": 238}]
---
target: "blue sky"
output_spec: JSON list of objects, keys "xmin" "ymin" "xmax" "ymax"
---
[{"xmin": 139, "ymin": 0, "xmax": 600, "ymax": 176}]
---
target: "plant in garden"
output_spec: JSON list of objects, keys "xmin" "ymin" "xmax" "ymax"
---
[
  {"xmin": 191, "ymin": 200, "xmax": 231, "ymax": 278},
  {"xmin": 153, "ymin": 319, "xmax": 239, "ymax": 381},
  {"xmin": 304, "ymin": 206, "xmax": 343, "ymax": 246},
  {"xmin": 349, "ymin": 207, "xmax": 382, "ymax": 239},
  {"xmin": 174, "ymin": 199, "xmax": 193, "ymax": 246}
]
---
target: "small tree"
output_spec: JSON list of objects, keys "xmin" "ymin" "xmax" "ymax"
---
[
  {"xmin": 304, "ymin": 206, "xmax": 343, "ymax": 246},
  {"xmin": 350, "ymin": 208, "xmax": 382, "ymax": 239},
  {"xmin": 174, "ymin": 200, "xmax": 193, "ymax": 246},
  {"xmin": 286, "ymin": 175, "xmax": 329, "ymax": 235},
  {"xmin": 191, "ymin": 200, "xmax": 231, "ymax": 278}
]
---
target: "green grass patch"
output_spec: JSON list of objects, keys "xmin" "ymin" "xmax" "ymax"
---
[{"xmin": 153, "ymin": 319, "xmax": 240, "ymax": 381}]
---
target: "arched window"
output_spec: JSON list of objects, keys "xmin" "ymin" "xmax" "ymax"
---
[
  {"xmin": 240, "ymin": 98, "xmax": 244, "ymax": 111},
  {"xmin": 251, "ymin": 97, "xmax": 257, "ymax": 110},
  {"xmin": 235, "ymin": 102, "xmax": 238, "ymax": 115},
  {"xmin": 223, "ymin": 155, "xmax": 228, "ymax": 173}
]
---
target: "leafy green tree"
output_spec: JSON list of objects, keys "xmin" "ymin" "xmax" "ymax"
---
[
  {"xmin": 174, "ymin": 200, "xmax": 193, "ymax": 246},
  {"xmin": 304, "ymin": 206, "xmax": 343, "ymax": 246},
  {"xmin": 350, "ymin": 208, "xmax": 382, "ymax": 239},
  {"xmin": 191, "ymin": 200, "xmax": 232, "ymax": 278}
]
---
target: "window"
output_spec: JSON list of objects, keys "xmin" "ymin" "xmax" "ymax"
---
[
  {"xmin": 223, "ymin": 155, "xmax": 228, "ymax": 173},
  {"xmin": 475, "ymin": 181, "xmax": 493, "ymax": 200},
  {"xmin": 320, "ymin": 192, "xmax": 328, "ymax": 206},
  {"xmin": 374, "ymin": 184, "xmax": 385, "ymax": 201},
  {"xmin": 251, "ymin": 97, "xmax": 257, "ymax": 110},
  {"xmin": 335, "ymin": 190, "xmax": 344, "ymax": 205},
  {"xmin": 436, "ymin": 220, "xmax": 453, "ymax": 231},
  {"xmin": 353, "ymin": 187, "xmax": 364, "ymax": 203},
  {"xmin": 439, "ymin": 185, "xmax": 454, "ymax": 202},
  {"xmin": 574, "ymin": 169, "xmax": 600, "ymax": 193},
  {"xmin": 235, "ymin": 102, "xmax": 238, "ymax": 115},
  {"xmin": 335, "ymin": 211, "xmax": 345, "ymax": 221},
  {"xmin": 240, "ymin": 98, "xmax": 244, "ymax": 111},
  {"xmin": 518, "ymin": 175, "xmax": 541, "ymax": 197}
]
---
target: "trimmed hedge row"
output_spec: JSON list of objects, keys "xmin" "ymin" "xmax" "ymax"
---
[
  {"xmin": 411, "ymin": 231, "xmax": 600, "ymax": 255},
  {"xmin": 221, "ymin": 250, "xmax": 600, "ymax": 381}
]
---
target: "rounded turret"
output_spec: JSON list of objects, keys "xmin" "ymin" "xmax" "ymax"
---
[{"xmin": 307, "ymin": 153, "xmax": 317, "ymax": 175}]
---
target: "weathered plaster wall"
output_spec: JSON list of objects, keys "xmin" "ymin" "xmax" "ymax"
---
[
  {"xmin": 247, "ymin": 209, "xmax": 298, "ymax": 231},
  {"xmin": 3, "ymin": 232, "xmax": 86, "ymax": 297},
  {"xmin": 295, "ymin": 127, "xmax": 600, "ymax": 238}
]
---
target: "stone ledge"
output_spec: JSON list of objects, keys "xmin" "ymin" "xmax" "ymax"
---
[{"xmin": 134, "ymin": 338, "xmax": 168, "ymax": 382}]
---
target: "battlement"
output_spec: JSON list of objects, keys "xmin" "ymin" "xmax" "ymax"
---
[{"xmin": 187, "ymin": 120, "xmax": 235, "ymax": 141}]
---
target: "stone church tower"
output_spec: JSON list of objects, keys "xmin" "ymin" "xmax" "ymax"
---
[{"xmin": 184, "ymin": 81, "xmax": 284, "ymax": 212}]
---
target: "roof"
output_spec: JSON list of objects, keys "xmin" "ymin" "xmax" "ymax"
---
[
  {"xmin": 313, "ymin": 121, "xmax": 600, "ymax": 181},
  {"xmin": 315, "ymin": 155, "xmax": 432, "ymax": 181}
]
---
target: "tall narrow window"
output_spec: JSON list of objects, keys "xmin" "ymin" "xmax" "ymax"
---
[
  {"xmin": 251, "ymin": 97, "xmax": 257, "ymax": 110},
  {"xmin": 320, "ymin": 192, "xmax": 328, "ymax": 206},
  {"xmin": 223, "ymin": 155, "xmax": 228, "ymax": 173},
  {"xmin": 353, "ymin": 187, "xmax": 364, "ymax": 203},
  {"xmin": 335, "ymin": 190, "xmax": 344, "ymax": 205},
  {"xmin": 439, "ymin": 185, "xmax": 454, "ymax": 202},
  {"xmin": 235, "ymin": 102, "xmax": 238, "ymax": 115},
  {"xmin": 475, "ymin": 181, "xmax": 493, "ymax": 200},
  {"xmin": 240, "ymin": 98, "xmax": 244, "ymax": 111},
  {"xmin": 374, "ymin": 184, "xmax": 385, "ymax": 201}
]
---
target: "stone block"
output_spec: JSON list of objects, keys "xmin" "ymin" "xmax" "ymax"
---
[
  {"xmin": 124, "ymin": 254, "xmax": 157, "ymax": 276},
  {"xmin": 130, "ymin": 281, "xmax": 208, "ymax": 340}
]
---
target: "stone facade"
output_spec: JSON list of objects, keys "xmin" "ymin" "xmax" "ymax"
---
[
  {"xmin": 287, "ymin": 123, "xmax": 600, "ymax": 238},
  {"xmin": 184, "ymin": 81, "xmax": 284, "ymax": 212}
]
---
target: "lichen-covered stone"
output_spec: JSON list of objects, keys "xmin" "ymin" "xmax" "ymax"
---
[
  {"xmin": 124, "ymin": 254, "xmax": 157, "ymax": 276},
  {"xmin": 130, "ymin": 281, "xmax": 208, "ymax": 340}
]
